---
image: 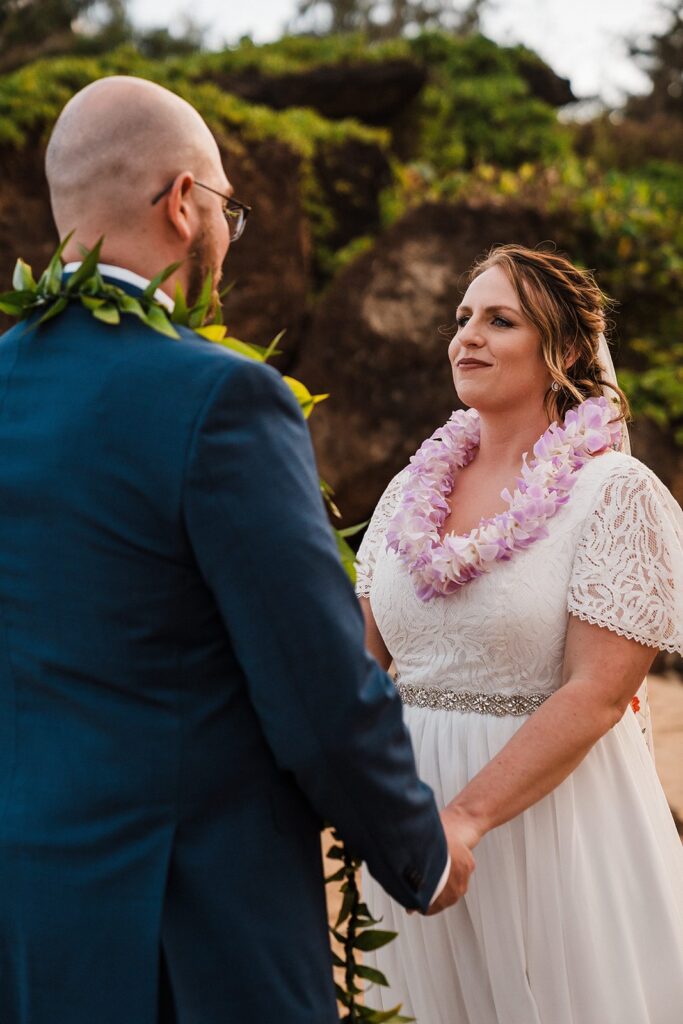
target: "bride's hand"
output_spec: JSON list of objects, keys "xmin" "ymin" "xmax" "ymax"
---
[
  {"xmin": 441, "ymin": 802, "xmax": 485, "ymax": 851},
  {"xmin": 425, "ymin": 805, "xmax": 481, "ymax": 915}
]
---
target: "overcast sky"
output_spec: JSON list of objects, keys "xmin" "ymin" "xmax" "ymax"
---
[{"xmin": 128, "ymin": 0, "xmax": 668, "ymax": 104}]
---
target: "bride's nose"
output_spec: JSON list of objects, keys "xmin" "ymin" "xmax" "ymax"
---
[{"xmin": 458, "ymin": 318, "xmax": 487, "ymax": 347}]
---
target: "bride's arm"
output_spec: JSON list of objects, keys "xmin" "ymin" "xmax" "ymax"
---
[
  {"xmin": 444, "ymin": 615, "xmax": 657, "ymax": 845},
  {"xmin": 359, "ymin": 596, "xmax": 392, "ymax": 670}
]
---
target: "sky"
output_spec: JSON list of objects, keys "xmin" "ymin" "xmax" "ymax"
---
[{"xmin": 128, "ymin": 0, "xmax": 670, "ymax": 106}]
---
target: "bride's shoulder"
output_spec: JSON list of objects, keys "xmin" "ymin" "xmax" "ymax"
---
[
  {"xmin": 578, "ymin": 449, "xmax": 681, "ymax": 519},
  {"xmin": 582, "ymin": 449, "xmax": 663, "ymax": 487},
  {"xmin": 375, "ymin": 466, "xmax": 412, "ymax": 506}
]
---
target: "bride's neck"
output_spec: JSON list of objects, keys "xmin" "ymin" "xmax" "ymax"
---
[{"xmin": 475, "ymin": 404, "xmax": 551, "ymax": 471}]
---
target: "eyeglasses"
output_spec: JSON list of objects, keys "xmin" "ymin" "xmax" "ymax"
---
[{"xmin": 151, "ymin": 178, "xmax": 251, "ymax": 242}]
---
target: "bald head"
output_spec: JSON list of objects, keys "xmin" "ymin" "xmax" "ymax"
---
[{"xmin": 46, "ymin": 76, "xmax": 225, "ymax": 237}]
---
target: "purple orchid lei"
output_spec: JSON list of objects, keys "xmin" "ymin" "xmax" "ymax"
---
[{"xmin": 386, "ymin": 396, "xmax": 623, "ymax": 601}]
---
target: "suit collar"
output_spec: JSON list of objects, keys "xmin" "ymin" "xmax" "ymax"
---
[{"xmin": 62, "ymin": 262, "xmax": 175, "ymax": 311}]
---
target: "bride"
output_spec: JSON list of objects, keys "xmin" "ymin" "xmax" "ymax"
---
[{"xmin": 356, "ymin": 244, "xmax": 683, "ymax": 1024}]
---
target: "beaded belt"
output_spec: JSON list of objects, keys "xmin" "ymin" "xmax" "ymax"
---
[{"xmin": 396, "ymin": 681, "xmax": 551, "ymax": 717}]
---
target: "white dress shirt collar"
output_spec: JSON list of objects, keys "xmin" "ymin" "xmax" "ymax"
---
[{"xmin": 63, "ymin": 262, "xmax": 175, "ymax": 312}]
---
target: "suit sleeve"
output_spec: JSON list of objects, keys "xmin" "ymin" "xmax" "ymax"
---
[{"xmin": 182, "ymin": 357, "xmax": 447, "ymax": 911}]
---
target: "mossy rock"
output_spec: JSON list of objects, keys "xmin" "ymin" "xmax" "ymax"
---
[{"xmin": 0, "ymin": 45, "xmax": 393, "ymax": 319}]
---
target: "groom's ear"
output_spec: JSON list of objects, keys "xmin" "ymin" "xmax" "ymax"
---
[{"xmin": 165, "ymin": 172, "xmax": 195, "ymax": 243}]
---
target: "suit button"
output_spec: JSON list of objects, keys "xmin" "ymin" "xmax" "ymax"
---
[{"xmin": 403, "ymin": 866, "xmax": 423, "ymax": 893}]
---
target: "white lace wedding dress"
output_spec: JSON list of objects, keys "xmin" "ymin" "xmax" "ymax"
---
[{"xmin": 356, "ymin": 450, "xmax": 683, "ymax": 1024}]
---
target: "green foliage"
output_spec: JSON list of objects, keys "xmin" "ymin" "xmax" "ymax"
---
[
  {"xmin": 179, "ymin": 31, "xmax": 410, "ymax": 78},
  {"xmin": 326, "ymin": 828, "xmax": 414, "ymax": 1023},
  {"xmin": 0, "ymin": 45, "xmax": 385, "ymax": 153},
  {"xmin": 182, "ymin": 31, "xmax": 570, "ymax": 172},
  {"xmin": 0, "ymin": 46, "xmax": 388, "ymax": 281},
  {"xmin": 404, "ymin": 33, "xmax": 570, "ymax": 171}
]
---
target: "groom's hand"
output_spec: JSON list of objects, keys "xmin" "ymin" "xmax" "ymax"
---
[{"xmin": 425, "ymin": 804, "xmax": 480, "ymax": 915}]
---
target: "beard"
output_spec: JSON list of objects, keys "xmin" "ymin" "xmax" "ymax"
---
[{"xmin": 186, "ymin": 222, "xmax": 223, "ymax": 320}]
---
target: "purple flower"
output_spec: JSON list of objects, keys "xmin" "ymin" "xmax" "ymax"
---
[{"xmin": 385, "ymin": 395, "xmax": 617, "ymax": 601}]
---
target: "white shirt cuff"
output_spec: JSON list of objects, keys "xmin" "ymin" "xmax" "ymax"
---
[{"xmin": 429, "ymin": 853, "xmax": 451, "ymax": 906}]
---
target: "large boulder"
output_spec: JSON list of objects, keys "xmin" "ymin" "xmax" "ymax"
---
[{"xmin": 202, "ymin": 59, "xmax": 427, "ymax": 125}]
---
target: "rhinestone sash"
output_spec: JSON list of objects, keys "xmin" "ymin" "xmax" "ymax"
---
[{"xmin": 396, "ymin": 681, "xmax": 551, "ymax": 717}]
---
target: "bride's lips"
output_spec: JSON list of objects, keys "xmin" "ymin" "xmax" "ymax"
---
[{"xmin": 457, "ymin": 358, "xmax": 492, "ymax": 369}]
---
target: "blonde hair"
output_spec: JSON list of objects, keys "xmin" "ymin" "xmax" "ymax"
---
[{"xmin": 468, "ymin": 243, "xmax": 630, "ymax": 426}]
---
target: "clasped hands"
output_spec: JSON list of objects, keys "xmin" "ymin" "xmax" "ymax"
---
[{"xmin": 424, "ymin": 804, "xmax": 483, "ymax": 917}]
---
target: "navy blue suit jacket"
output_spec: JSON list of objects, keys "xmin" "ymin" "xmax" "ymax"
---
[{"xmin": 0, "ymin": 278, "xmax": 447, "ymax": 1024}]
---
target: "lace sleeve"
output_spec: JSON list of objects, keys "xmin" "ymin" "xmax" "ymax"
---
[
  {"xmin": 568, "ymin": 460, "xmax": 683, "ymax": 654},
  {"xmin": 355, "ymin": 470, "xmax": 408, "ymax": 598}
]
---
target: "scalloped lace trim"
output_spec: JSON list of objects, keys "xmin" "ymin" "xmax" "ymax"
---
[{"xmin": 567, "ymin": 605, "xmax": 680, "ymax": 655}]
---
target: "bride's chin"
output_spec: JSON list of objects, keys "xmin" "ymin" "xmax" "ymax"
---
[
  {"xmin": 452, "ymin": 377, "xmax": 496, "ymax": 405},
  {"xmin": 453, "ymin": 385, "xmax": 513, "ymax": 417}
]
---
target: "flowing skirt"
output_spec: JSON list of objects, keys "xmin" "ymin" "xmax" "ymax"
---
[{"xmin": 362, "ymin": 704, "xmax": 683, "ymax": 1024}]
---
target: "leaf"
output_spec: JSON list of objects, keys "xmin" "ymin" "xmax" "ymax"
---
[
  {"xmin": 319, "ymin": 479, "xmax": 342, "ymax": 517},
  {"xmin": 334, "ymin": 984, "xmax": 353, "ymax": 1008},
  {"xmin": 326, "ymin": 845, "xmax": 345, "ymax": 861},
  {"xmin": 363, "ymin": 1007, "xmax": 415, "ymax": 1023},
  {"xmin": 282, "ymin": 376, "xmax": 329, "ymax": 418},
  {"xmin": 65, "ymin": 237, "xmax": 103, "ymax": 293},
  {"xmin": 262, "ymin": 328, "xmax": 286, "ymax": 362},
  {"xmin": 12, "ymin": 258, "xmax": 36, "ymax": 291},
  {"xmin": 143, "ymin": 303, "xmax": 180, "ymax": 339},
  {"xmin": 353, "ymin": 929, "xmax": 398, "ymax": 952},
  {"xmin": 80, "ymin": 295, "xmax": 106, "ymax": 311},
  {"xmin": 196, "ymin": 324, "xmax": 228, "ymax": 342},
  {"xmin": 116, "ymin": 293, "xmax": 147, "ymax": 321},
  {"xmin": 216, "ymin": 335, "xmax": 267, "ymax": 360},
  {"xmin": 171, "ymin": 281, "xmax": 189, "ymax": 324},
  {"xmin": 325, "ymin": 867, "xmax": 346, "ymax": 883},
  {"xmin": 355, "ymin": 965, "xmax": 390, "ymax": 987},
  {"xmin": 187, "ymin": 272, "xmax": 214, "ymax": 327},
  {"xmin": 92, "ymin": 303, "xmax": 121, "ymax": 325},
  {"xmin": 37, "ymin": 231, "xmax": 73, "ymax": 296},
  {"xmin": 335, "ymin": 978, "xmax": 362, "ymax": 1003},
  {"xmin": 337, "ymin": 520, "xmax": 370, "ymax": 539},
  {"xmin": 0, "ymin": 298, "xmax": 25, "ymax": 316},
  {"xmin": 143, "ymin": 260, "xmax": 182, "ymax": 299},
  {"xmin": 335, "ymin": 530, "xmax": 358, "ymax": 584},
  {"xmin": 37, "ymin": 297, "xmax": 68, "ymax": 325},
  {"xmin": 355, "ymin": 904, "xmax": 379, "ymax": 925},
  {"xmin": 335, "ymin": 888, "xmax": 356, "ymax": 928}
]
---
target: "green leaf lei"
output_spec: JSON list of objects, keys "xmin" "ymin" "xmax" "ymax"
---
[{"xmin": 0, "ymin": 238, "xmax": 412, "ymax": 1024}]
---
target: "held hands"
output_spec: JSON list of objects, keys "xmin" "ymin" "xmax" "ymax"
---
[{"xmin": 425, "ymin": 804, "xmax": 483, "ymax": 916}]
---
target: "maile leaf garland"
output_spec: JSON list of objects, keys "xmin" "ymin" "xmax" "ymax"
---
[{"xmin": 1, "ymin": 237, "xmax": 409, "ymax": 1023}]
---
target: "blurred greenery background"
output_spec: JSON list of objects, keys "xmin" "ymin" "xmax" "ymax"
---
[{"xmin": 0, "ymin": 0, "xmax": 681, "ymax": 513}]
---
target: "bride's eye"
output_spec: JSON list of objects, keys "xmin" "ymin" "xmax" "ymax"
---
[
  {"xmin": 456, "ymin": 315, "xmax": 470, "ymax": 328},
  {"xmin": 492, "ymin": 315, "xmax": 512, "ymax": 327}
]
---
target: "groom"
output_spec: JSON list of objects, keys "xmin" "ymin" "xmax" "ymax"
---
[{"xmin": 0, "ymin": 77, "xmax": 472, "ymax": 1023}]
